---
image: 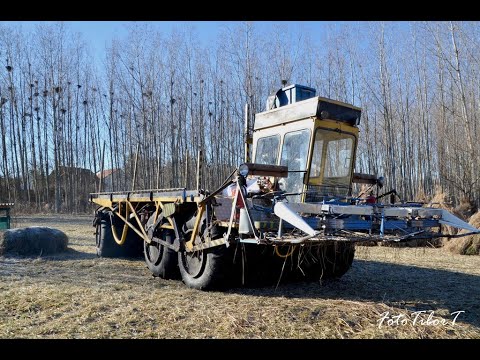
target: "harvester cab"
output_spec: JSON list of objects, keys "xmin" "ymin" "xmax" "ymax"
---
[
  {"xmin": 251, "ymin": 84, "xmax": 361, "ymax": 203},
  {"xmin": 238, "ymin": 84, "xmax": 480, "ymax": 244}
]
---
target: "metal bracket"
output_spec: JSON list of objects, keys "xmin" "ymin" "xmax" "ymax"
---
[{"xmin": 151, "ymin": 236, "xmax": 181, "ymax": 252}]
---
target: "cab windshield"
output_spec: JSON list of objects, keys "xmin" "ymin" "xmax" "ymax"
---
[
  {"xmin": 279, "ymin": 129, "xmax": 310, "ymax": 201},
  {"xmin": 309, "ymin": 128, "xmax": 355, "ymax": 187}
]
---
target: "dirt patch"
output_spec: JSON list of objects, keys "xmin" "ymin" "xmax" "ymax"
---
[{"xmin": 0, "ymin": 215, "xmax": 479, "ymax": 338}]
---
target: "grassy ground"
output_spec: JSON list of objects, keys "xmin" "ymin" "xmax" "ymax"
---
[{"xmin": 0, "ymin": 215, "xmax": 479, "ymax": 339}]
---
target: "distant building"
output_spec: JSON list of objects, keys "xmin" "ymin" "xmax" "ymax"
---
[
  {"xmin": 96, "ymin": 168, "xmax": 124, "ymax": 192},
  {"xmin": 49, "ymin": 166, "xmax": 97, "ymax": 188},
  {"xmin": 48, "ymin": 166, "xmax": 98, "ymax": 210}
]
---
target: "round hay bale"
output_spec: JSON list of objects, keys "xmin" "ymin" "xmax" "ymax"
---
[
  {"xmin": 444, "ymin": 211, "xmax": 480, "ymax": 255},
  {"xmin": 428, "ymin": 188, "xmax": 463, "ymax": 236},
  {"xmin": 454, "ymin": 197, "xmax": 478, "ymax": 220},
  {"xmin": 380, "ymin": 238, "xmax": 443, "ymax": 248},
  {"xmin": 0, "ymin": 226, "xmax": 68, "ymax": 256}
]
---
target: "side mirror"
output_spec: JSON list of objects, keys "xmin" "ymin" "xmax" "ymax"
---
[
  {"xmin": 352, "ymin": 173, "xmax": 384, "ymax": 189},
  {"xmin": 377, "ymin": 176, "xmax": 384, "ymax": 189},
  {"xmin": 238, "ymin": 163, "xmax": 289, "ymax": 178}
]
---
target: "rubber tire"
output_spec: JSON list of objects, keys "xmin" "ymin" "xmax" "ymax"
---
[
  {"xmin": 95, "ymin": 216, "xmax": 143, "ymax": 258},
  {"xmin": 178, "ymin": 245, "xmax": 228, "ymax": 291},
  {"xmin": 144, "ymin": 224, "xmax": 179, "ymax": 279}
]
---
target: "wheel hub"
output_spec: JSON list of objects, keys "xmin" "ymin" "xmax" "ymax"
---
[{"xmin": 182, "ymin": 249, "xmax": 206, "ymax": 278}]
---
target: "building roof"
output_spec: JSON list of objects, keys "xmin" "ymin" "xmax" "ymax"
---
[
  {"xmin": 49, "ymin": 166, "xmax": 96, "ymax": 178},
  {"xmin": 96, "ymin": 169, "xmax": 120, "ymax": 179}
]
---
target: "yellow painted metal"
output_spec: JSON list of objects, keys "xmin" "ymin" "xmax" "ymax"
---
[
  {"xmin": 254, "ymin": 221, "xmax": 279, "ymax": 230},
  {"xmin": 92, "ymin": 196, "xmax": 184, "ymax": 246},
  {"xmin": 112, "ymin": 210, "xmax": 149, "ymax": 243},
  {"xmin": 116, "ymin": 196, "xmax": 180, "ymax": 203},
  {"xmin": 314, "ymin": 118, "xmax": 359, "ymax": 136},
  {"xmin": 190, "ymin": 237, "xmax": 226, "ymax": 252},
  {"xmin": 112, "ymin": 203, "xmax": 129, "ymax": 245},
  {"xmin": 154, "ymin": 200, "xmax": 176, "ymax": 228},
  {"xmin": 154, "ymin": 200, "xmax": 162, "ymax": 225},
  {"xmin": 93, "ymin": 197, "xmax": 171, "ymax": 206},
  {"xmin": 92, "ymin": 198, "xmax": 113, "ymax": 207},
  {"xmin": 300, "ymin": 122, "xmax": 315, "ymax": 202},
  {"xmin": 111, "ymin": 223, "xmax": 129, "ymax": 245},
  {"xmin": 315, "ymin": 133, "xmax": 329, "ymax": 186},
  {"xmin": 306, "ymin": 118, "xmax": 359, "ymax": 187},
  {"xmin": 185, "ymin": 204, "xmax": 205, "ymax": 251},
  {"xmin": 218, "ymin": 221, "xmax": 238, "ymax": 228},
  {"xmin": 126, "ymin": 201, "xmax": 150, "ymax": 242},
  {"xmin": 91, "ymin": 195, "xmax": 202, "ymax": 208}
]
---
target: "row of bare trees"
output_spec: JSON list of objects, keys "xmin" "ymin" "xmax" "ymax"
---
[{"xmin": 0, "ymin": 21, "xmax": 479, "ymax": 213}]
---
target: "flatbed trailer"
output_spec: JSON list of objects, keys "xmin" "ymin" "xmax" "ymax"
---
[{"xmin": 91, "ymin": 187, "xmax": 228, "ymax": 253}]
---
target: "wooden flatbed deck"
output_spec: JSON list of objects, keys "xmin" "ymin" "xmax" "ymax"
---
[{"xmin": 89, "ymin": 188, "xmax": 201, "ymax": 208}]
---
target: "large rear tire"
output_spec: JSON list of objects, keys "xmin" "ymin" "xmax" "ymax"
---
[
  {"xmin": 144, "ymin": 215, "xmax": 179, "ymax": 279},
  {"xmin": 178, "ymin": 209, "xmax": 229, "ymax": 290},
  {"xmin": 95, "ymin": 212, "xmax": 143, "ymax": 258}
]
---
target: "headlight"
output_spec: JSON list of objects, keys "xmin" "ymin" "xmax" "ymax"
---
[{"xmin": 239, "ymin": 163, "xmax": 249, "ymax": 177}]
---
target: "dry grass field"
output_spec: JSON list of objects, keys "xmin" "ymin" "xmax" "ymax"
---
[{"xmin": 0, "ymin": 215, "xmax": 479, "ymax": 339}]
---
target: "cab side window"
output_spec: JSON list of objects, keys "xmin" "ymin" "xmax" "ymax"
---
[{"xmin": 254, "ymin": 135, "xmax": 280, "ymax": 165}]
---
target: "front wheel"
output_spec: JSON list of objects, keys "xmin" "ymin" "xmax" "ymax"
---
[{"xmin": 178, "ymin": 246, "xmax": 228, "ymax": 290}]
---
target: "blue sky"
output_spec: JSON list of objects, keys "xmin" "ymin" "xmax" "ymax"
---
[
  {"xmin": 2, "ymin": 21, "xmax": 332, "ymax": 62},
  {"xmin": 2, "ymin": 21, "xmax": 224, "ymax": 59}
]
